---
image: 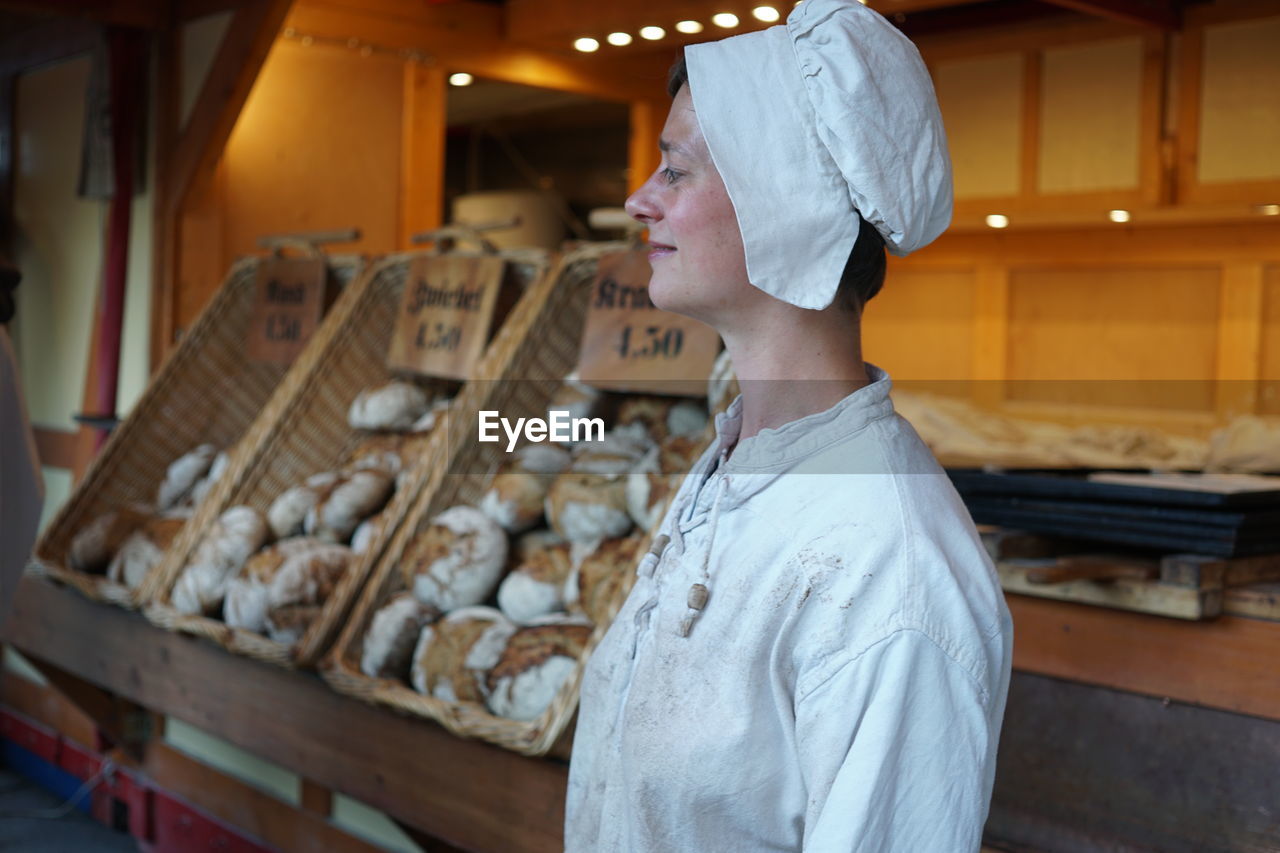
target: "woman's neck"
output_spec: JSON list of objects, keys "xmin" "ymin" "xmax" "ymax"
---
[{"xmin": 720, "ymin": 306, "xmax": 870, "ymax": 442}]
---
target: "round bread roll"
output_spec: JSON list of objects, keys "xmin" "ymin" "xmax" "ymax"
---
[
  {"xmin": 264, "ymin": 604, "xmax": 322, "ymax": 646},
  {"xmin": 265, "ymin": 543, "xmax": 352, "ymax": 611},
  {"xmin": 409, "ymin": 396, "xmax": 451, "ymax": 434},
  {"xmin": 512, "ymin": 527, "xmax": 566, "ymax": 562},
  {"xmin": 350, "ymin": 516, "xmax": 381, "ymax": 555},
  {"xmin": 410, "ymin": 606, "xmax": 516, "ymax": 703},
  {"xmin": 625, "ymin": 435, "xmax": 701, "ymax": 530},
  {"xmin": 304, "ymin": 469, "xmax": 393, "ymax": 544},
  {"xmin": 170, "ymin": 506, "xmax": 269, "ymax": 615},
  {"xmin": 479, "ymin": 444, "xmax": 571, "ymax": 533},
  {"xmin": 346, "ymin": 434, "xmax": 406, "ymax": 478},
  {"xmin": 571, "ymin": 429, "xmax": 651, "ymax": 476},
  {"xmin": 224, "ymin": 537, "xmax": 328, "ymax": 632},
  {"xmin": 157, "ymin": 444, "xmax": 218, "ymax": 511},
  {"xmin": 496, "ymin": 542, "xmax": 573, "ymax": 624},
  {"xmin": 402, "ymin": 506, "xmax": 508, "ymax": 611},
  {"xmin": 348, "ymin": 381, "xmax": 429, "ymax": 431},
  {"xmin": 546, "ymin": 376, "xmax": 601, "ymax": 442},
  {"xmin": 485, "ymin": 617, "xmax": 593, "ymax": 721},
  {"xmin": 267, "ymin": 472, "xmax": 341, "ymax": 540},
  {"xmin": 545, "ymin": 471, "xmax": 632, "ymax": 544},
  {"xmin": 68, "ymin": 505, "xmax": 152, "ymax": 573},
  {"xmin": 360, "ymin": 592, "xmax": 439, "ymax": 679},
  {"xmin": 187, "ymin": 450, "xmax": 231, "ymax": 508},
  {"xmin": 106, "ymin": 515, "xmax": 187, "ymax": 590},
  {"xmin": 564, "ymin": 535, "xmax": 642, "ymax": 624}
]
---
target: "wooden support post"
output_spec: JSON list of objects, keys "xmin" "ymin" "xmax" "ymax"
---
[
  {"xmin": 628, "ymin": 99, "xmax": 662, "ymax": 195},
  {"xmin": 1214, "ymin": 263, "xmax": 1264, "ymax": 419},
  {"xmin": 972, "ymin": 264, "xmax": 1009, "ymax": 409},
  {"xmin": 399, "ymin": 61, "xmax": 446, "ymax": 248},
  {"xmin": 150, "ymin": 18, "xmax": 180, "ymax": 370}
]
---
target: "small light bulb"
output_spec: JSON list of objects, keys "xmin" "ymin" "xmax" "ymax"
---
[
  {"xmin": 574, "ymin": 37, "xmax": 600, "ymax": 52},
  {"xmin": 300, "ymin": 35, "xmax": 314, "ymax": 46},
  {"xmin": 752, "ymin": 5, "xmax": 781, "ymax": 22},
  {"xmin": 986, "ymin": 214, "xmax": 1009, "ymax": 229},
  {"xmin": 712, "ymin": 12, "xmax": 740, "ymax": 27},
  {"xmin": 640, "ymin": 26, "xmax": 666, "ymax": 40},
  {"xmin": 1259, "ymin": 203, "xmax": 1280, "ymax": 216},
  {"xmin": 1108, "ymin": 209, "xmax": 1131, "ymax": 223},
  {"xmin": 607, "ymin": 32, "xmax": 632, "ymax": 46},
  {"xmin": 449, "ymin": 72, "xmax": 473, "ymax": 86},
  {"xmin": 675, "ymin": 20, "xmax": 704, "ymax": 34}
]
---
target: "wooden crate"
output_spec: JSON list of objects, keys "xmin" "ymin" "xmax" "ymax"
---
[
  {"xmin": 142, "ymin": 248, "xmax": 551, "ymax": 669},
  {"xmin": 321, "ymin": 242, "xmax": 706, "ymax": 756},
  {"xmin": 28, "ymin": 254, "xmax": 366, "ymax": 610}
]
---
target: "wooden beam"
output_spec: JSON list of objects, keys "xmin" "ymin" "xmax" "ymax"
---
[
  {"xmin": 627, "ymin": 99, "xmax": 662, "ymax": 195},
  {"xmin": 1039, "ymin": 0, "xmax": 1179, "ymax": 30},
  {"xmin": 0, "ymin": 0, "xmax": 163, "ymax": 29},
  {"xmin": 150, "ymin": 20, "xmax": 179, "ymax": 368},
  {"xmin": 163, "ymin": 0, "xmax": 292, "ymax": 216},
  {"xmin": 3, "ymin": 576, "xmax": 570, "ymax": 853},
  {"xmin": 31, "ymin": 426, "xmax": 78, "ymax": 470},
  {"xmin": 399, "ymin": 61, "xmax": 446, "ymax": 248},
  {"xmin": 0, "ymin": 16, "xmax": 97, "ymax": 76}
]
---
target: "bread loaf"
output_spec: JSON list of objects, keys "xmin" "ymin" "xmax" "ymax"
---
[
  {"xmin": 496, "ymin": 541, "xmax": 573, "ymax": 624},
  {"xmin": 348, "ymin": 381, "xmax": 429, "ymax": 431},
  {"xmin": 304, "ymin": 469, "xmax": 393, "ymax": 544},
  {"xmin": 564, "ymin": 535, "xmax": 642, "ymax": 624},
  {"xmin": 267, "ymin": 472, "xmax": 341, "ymax": 540},
  {"xmin": 402, "ymin": 506, "xmax": 508, "ymax": 612},
  {"xmin": 264, "ymin": 604, "xmax": 323, "ymax": 646},
  {"xmin": 156, "ymin": 444, "xmax": 218, "ymax": 510},
  {"xmin": 410, "ymin": 606, "xmax": 516, "ymax": 703},
  {"xmin": 545, "ymin": 471, "xmax": 632, "ymax": 544},
  {"xmin": 187, "ymin": 449, "xmax": 231, "ymax": 508},
  {"xmin": 106, "ymin": 515, "xmax": 187, "ymax": 590},
  {"xmin": 626, "ymin": 435, "xmax": 700, "ymax": 530},
  {"xmin": 478, "ymin": 444, "xmax": 571, "ymax": 533},
  {"xmin": 170, "ymin": 506, "xmax": 269, "ymax": 615},
  {"xmin": 265, "ymin": 543, "xmax": 352, "ymax": 611},
  {"xmin": 68, "ymin": 506, "xmax": 152, "ymax": 573},
  {"xmin": 546, "ymin": 376, "xmax": 600, "ymax": 442},
  {"xmin": 485, "ymin": 616, "xmax": 592, "ymax": 721},
  {"xmin": 360, "ymin": 592, "xmax": 439, "ymax": 679},
  {"xmin": 223, "ymin": 537, "xmax": 327, "ymax": 632}
]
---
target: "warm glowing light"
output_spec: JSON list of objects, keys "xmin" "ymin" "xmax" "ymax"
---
[
  {"xmin": 712, "ymin": 12, "xmax": 740, "ymax": 27},
  {"xmin": 1108, "ymin": 209, "xmax": 1131, "ymax": 223},
  {"xmin": 449, "ymin": 72, "xmax": 473, "ymax": 86},
  {"xmin": 675, "ymin": 20, "xmax": 704, "ymax": 33},
  {"xmin": 752, "ymin": 5, "xmax": 781, "ymax": 22},
  {"xmin": 607, "ymin": 32, "xmax": 632, "ymax": 46},
  {"xmin": 640, "ymin": 26, "xmax": 666, "ymax": 40},
  {"xmin": 574, "ymin": 37, "xmax": 600, "ymax": 52},
  {"xmin": 986, "ymin": 214, "xmax": 1009, "ymax": 229},
  {"xmin": 1259, "ymin": 203, "xmax": 1280, "ymax": 216},
  {"xmin": 300, "ymin": 35, "xmax": 314, "ymax": 46}
]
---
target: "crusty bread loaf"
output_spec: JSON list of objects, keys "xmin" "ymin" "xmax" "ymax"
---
[
  {"xmin": 68, "ymin": 506, "xmax": 152, "ymax": 574},
  {"xmin": 626, "ymin": 434, "xmax": 701, "ymax": 530},
  {"xmin": 265, "ymin": 543, "xmax": 352, "ymax": 611},
  {"xmin": 347, "ymin": 381, "xmax": 429, "ymax": 431},
  {"xmin": 478, "ymin": 444, "xmax": 571, "ymax": 533},
  {"xmin": 267, "ymin": 472, "xmax": 341, "ymax": 540},
  {"xmin": 304, "ymin": 469, "xmax": 393, "ymax": 544},
  {"xmin": 106, "ymin": 515, "xmax": 187, "ymax": 590},
  {"xmin": 545, "ymin": 471, "xmax": 632, "ymax": 544},
  {"xmin": 170, "ymin": 506, "xmax": 269, "ymax": 615},
  {"xmin": 223, "ymin": 537, "xmax": 331, "ymax": 632},
  {"xmin": 264, "ymin": 604, "xmax": 323, "ymax": 646},
  {"xmin": 401, "ymin": 506, "xmax": 508, "ymax": 612},
  {"xmin": 485, "ymin": 617, "xmax": 592, "ymax": 721},
  {"xmin": 565, "ymin": 535, "xmax": 642, "ymax": 625},
  {"xmin": 360, "ymin": 592, "xmax": 439, "ymax": 679},
  {"xmin": 156, "ymin": 444, "xmax": 218, "ymax": 511},
  {"xmin": 496, "ymin": 541, "xmax": 573, "ymax": 624},
  {"xmin": 410, "ymin": 606, "xmax": 516, "ymax": 703},
  {"xmin": 187, "ymin": 449, "xmax": 231, "ymax": 508}
]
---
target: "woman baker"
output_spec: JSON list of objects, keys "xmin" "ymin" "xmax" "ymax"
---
[{"xmin": 566, "ymin": 1, "xmax": 1013, "ymax": 850}]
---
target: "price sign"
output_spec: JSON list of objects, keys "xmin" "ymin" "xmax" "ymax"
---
[
  {"xmin": 575, "ymin": 249, "xmax": 720, "ymax": 395},
  {"xmin": 386, "ymin": 253, "xmax": 507, "ymax": 380},
  {"xmin": 246, "ymin": 257, "xmax": 329, "ymax": 365}
]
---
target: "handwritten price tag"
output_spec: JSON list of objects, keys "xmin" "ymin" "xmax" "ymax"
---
[
  {"xmin": 576, "ymin": 249, "xmax": 720, "ymax": 395},
  {"xmin": 386, "ymin": 253, "xmax": 507, "ymax": 380},
  {"xmin": 246, "ymin": 257, "xmax": 329, "ymax": 365}
]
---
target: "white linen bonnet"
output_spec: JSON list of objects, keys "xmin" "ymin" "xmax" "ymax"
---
[{"xmin": 683, "ymin": 0, "xmax": 953, "ymax": 310}]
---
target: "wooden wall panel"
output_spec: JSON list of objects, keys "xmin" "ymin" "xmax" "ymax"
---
[
  {"xmin": 1197, "ymin": 15, "xmax": 1280, "ymax": 185},
  {"xmin": 1006, "ymin": 267, "xmax": 1220, "ymax": 411},
  {"xmin": 933, "ymin": 54, "xmax": 1022, "ymax": 200},
  {"xmin": 1038, "ymin": 37, "xmax": 1143, "ymax": 194},
  {"xmin": 221, "ymin": 39, "xmax": 401, "ymax": 265},
  {"xmin": 1261, "ymin": 263, "xmax": 1280, "ymax": 415},
  {"xmin": 862, "ymin": 267, "xmax": 975, "ymax": 396}
]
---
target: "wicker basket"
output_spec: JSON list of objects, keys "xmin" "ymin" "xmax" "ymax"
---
[
  {"xmin": 142, "ymin": 248, "xmax": 552, "ymax": 669},
  {"xmin": 28, "ymin": 254, "xmax": 366, "ymax": 609},
  {"xmin": 321, "ymin": 242, "xmax": 701, "ymax": 756}
]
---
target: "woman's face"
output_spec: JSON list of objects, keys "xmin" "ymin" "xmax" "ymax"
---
[{"xmin": 624, "ymin": 84, "xmax": 752, "ymax": 326}]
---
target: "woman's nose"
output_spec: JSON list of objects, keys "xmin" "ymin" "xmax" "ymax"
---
[{"xmin": 624, "ymin": 177, "xmax": 661, "ymax": 224}]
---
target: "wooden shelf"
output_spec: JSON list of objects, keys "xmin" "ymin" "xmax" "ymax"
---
[{"xmin": 1, "ymin": 576, "xmax": 568, "ymax": 853}]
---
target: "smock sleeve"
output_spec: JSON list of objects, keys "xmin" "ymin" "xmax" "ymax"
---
[{"xmin": 794, "ymin": 628, "xmax": 994, "ymax": 853}]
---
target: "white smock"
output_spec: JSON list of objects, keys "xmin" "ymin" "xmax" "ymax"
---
[{"xmin": 566, "ymin": 366, "xmax": 1013, "ymax": 852}]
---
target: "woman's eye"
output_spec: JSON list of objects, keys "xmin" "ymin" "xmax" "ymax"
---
[{"xmin": 660, "ymin": 168, "xmax": 681, "ymax": 184}]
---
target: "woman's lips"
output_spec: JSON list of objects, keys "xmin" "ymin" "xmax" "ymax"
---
[{"xmin": 648, "ymin": 242, "xmax": 676, "ymax": 261}]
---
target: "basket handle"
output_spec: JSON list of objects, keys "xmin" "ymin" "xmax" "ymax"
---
[
  {"xmin": 410, "ymin": 218, "xmax": 521, "ymax": 255},
  {"xmin": 257, "ymin": 228, "xmax": 362, "ymax": 259}
]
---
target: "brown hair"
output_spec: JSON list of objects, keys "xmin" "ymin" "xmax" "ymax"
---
[{"xmin": 667, "ymin": 54, "xmax": 886, "ymax": 312}]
